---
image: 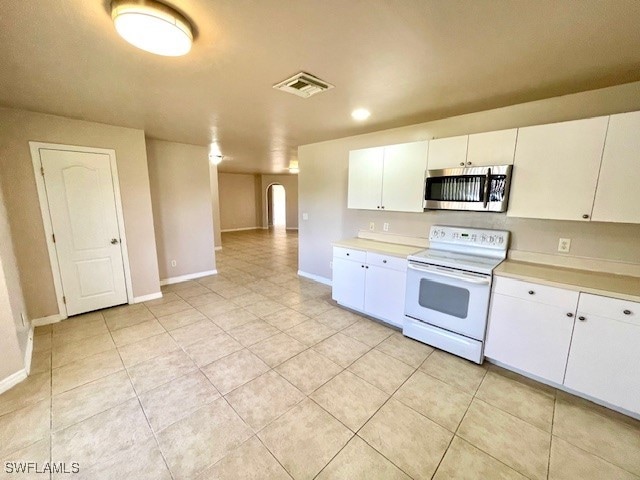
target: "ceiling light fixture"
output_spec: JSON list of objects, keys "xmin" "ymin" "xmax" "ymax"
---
[
  {"xmin": 210, "ymin": 155, "xmax": 223, "ymax": 165},
  {"xmin": 111, "ymin": 0, "xmax": 193, "ymax": 56},
  {"xmin": 351, "ymin": 108, "xmax": 371, "ymax": 121}
]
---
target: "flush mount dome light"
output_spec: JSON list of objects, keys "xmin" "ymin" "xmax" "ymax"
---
[{"xmin": 111, "ymin": 0, "xmax": 193, "ymax": 56}]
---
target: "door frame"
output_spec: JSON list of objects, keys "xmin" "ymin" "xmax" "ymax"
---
[{"xmin": 29, "ymin": 142, "xmax": 134, "ymax": 319}]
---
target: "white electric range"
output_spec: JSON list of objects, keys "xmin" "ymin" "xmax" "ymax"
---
[{"xmin": 403, "ymin": 225, "xmax": 509, "ymax": 364}]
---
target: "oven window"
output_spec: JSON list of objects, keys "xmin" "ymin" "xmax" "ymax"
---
[{"xmin": 418, "ymin": 279, "xmax": 470, "ymax": 318}]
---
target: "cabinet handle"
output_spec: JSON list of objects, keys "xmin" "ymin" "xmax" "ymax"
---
[
  {"xmin": 377, "ymin": 206, "xmax": 380, "ymax": 209},
  {"xmin": 365, "ymin": 266, "xmax": 369, "ymax": 269},
  {"xmin": 381, "ymin": 206, "xmax": 385, "ymax": 209},
  {"xmin": 528, "ymin": 290, "xmax": 535, "ymax": 295},
  {"xmin": 623, "ymin": 309, "xmax": 632, "ymax": 315},
  {"xmin": 383, "ymin": 260, "xmax": 387, "ymax": 264},
  {"xmin": 582, "ymin": 214, "xmax": 589, "ymax": 219},
  {"xmin": 361, "ymin": 265, "xmax": 364, "ymax": 268},
  {"xmin": 566, "ymin": 312, "xmax": 574, "ymax": 317},
  {"xmin": 466, "ymin": 161, "xmax": 472, "ymax": 166},
  {"xmin": 578, "ymin": 316, "xmax": 586, "ymax": 321},
  {"xmin": 346, "ymin": 253, "xmax": 350, "ymax": 256},
  {"xmin": 459, "ymin": 162, "xmax": 465, "ymax": 166}
]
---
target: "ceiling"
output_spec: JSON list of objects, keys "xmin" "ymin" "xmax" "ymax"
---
[{"xmin": 2, "ymin": 1, "xmax": 640, "ymax": 173}]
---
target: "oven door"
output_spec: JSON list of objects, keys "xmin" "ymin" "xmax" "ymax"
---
[{"xmin": 404, "ymin": 262, "xmax": 492, "ymax": 340}]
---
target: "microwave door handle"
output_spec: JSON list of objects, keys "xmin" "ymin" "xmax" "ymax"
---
[
  {"xmin": 407, "ymin": 264, "xmax": 491, "ymax": 285},
  {"xmin": 482, "ymin": 168, "xmax": 491, "ymax": 208}
]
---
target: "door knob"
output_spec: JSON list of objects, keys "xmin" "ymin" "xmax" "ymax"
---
[{"xmin": 111, "ymin": 238, "xmax": 119, "ymax": 245}]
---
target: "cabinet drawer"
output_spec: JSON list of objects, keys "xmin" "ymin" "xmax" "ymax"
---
[
  {"xmin": 578, "ymin": 293, "xmax": 640, "ymax": 326},
  {"xmin": 365, "ymin": 252, "xmax": 407, "ymax": 272},
  {"xmin": 493, "ymin": 276, "xmax": 579, "ymax": 310},
  {"xmin": 333, "ymin": 246, "xmax": 366, "ymax": 263}
]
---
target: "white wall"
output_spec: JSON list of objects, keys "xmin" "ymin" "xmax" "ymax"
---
[
  {"xmin": 218, "ymin": 173, "xmax": 262, "ymax": 231},
  {"xmin": 0, "ymin": 183, "xmax": 28, "ymax": 382},
  {"xmin": 298, "ymin": 81, "xmax": 640, "ymax": 281},
  {"xmin": 146, "ymin": 139, "xmax": 216, "ymax": 281}
]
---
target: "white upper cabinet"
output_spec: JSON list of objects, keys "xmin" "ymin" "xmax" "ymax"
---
[
  {"xmin": 426, "ymin": 135, "xmax": 468, "ymax": 170},
  {"xmin": 347, "ymin": 141, "xmax": 427, "ymax": 212},
  {"xmin": 381, "ymin": 141, "xmax": 428, "ymax": 212},
  {"xmin": 347, "ymin": 147, "xmax": 384, "ymax": 210},
  {"xmin": 467, "ymin": 129, "xmax": 517, "ymax": 166},
  {"xmin": 592, "ymin": 111, "xmax": 640, "ymax": 223},
  {"xmin": 507, "ymin": 116, "xmax": 609, "ymax": 221}
]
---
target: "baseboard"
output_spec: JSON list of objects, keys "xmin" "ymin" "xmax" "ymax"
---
[
  {"xmin": 133, "ymin": 292, "xmax": 163, "ymax": 303},
  {"xmin": 160, "ymin": 269, "xmax": 218, "ymax": 286},
  {"xmin": 286, "ymin": 227, "xmax": 299, "ymax": 231},
  {"xmin": 485, "ymin": 358, "xmax": 640, "ymax": 421},
  {"xmin": 24, "ymin": 327, "xmax": 34, "ymax": 375},
  {"xmin": 221, "ymin": 227, "xmax": 261, "ymax": 233},
  {"xmin": 0, "ymin": 369, "xmax": 28, "ymax": 396},
  {"xmin": 215, "ymin": 246, "xmax": 222, "ymax": 251},
  {"xmin": 297, "ymin": 270, "xmax": 332, "ymax": 286},
  {"xmin": 31, "ymin": 314, "xmax": 64, "ymax": 327}
]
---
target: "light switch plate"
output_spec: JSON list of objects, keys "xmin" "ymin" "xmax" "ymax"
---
[
  {"xmin": 558, "ymin": 238, "xmax": 571, "ymax": 253},
  {"xmin": 302, "ymin": 213, "xmax": 309, "ymax": 220}
]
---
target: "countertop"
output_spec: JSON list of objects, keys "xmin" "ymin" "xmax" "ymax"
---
[
  {"xmin": 332, "ymin": 238, "xmax": 424, "ymax": 258},
  {"xmin": 495, "ymin": 260, "xmax": 640, "ymax": 303}
]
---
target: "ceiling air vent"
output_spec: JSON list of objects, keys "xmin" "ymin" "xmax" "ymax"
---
[{"xmin": 273, "ymin": 72, "xmax": 334, "ymax": 98}]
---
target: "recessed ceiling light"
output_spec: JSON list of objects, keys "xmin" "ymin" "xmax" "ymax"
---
[
  {"xmin": 351, "ymin": 108, "xmax": 371, "ymax": 121},
  {"xmin": 111, "ymin": 0, "xmax": 193, "ymax": 56}
]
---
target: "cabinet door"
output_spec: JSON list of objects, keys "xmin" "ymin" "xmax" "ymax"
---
[
  {"xmin": 485, "ymin": 293, "xmax": 577, "ymax": 384},
  {"xmin": 381, "ymin": 141, "xmax": 428, "ymax": 212},
  {"xmin": 364, "ymin": 264, "xmax": 407, "ymax": 328},
  {"xmin": 347, "ymin": 147, "xmax": 384, "ymax": 210},
  {"xmin": 467, "ymin": 129, "xmax": 517, "ymax": 166},
  {"xmin": 331, "ymin": 257, "xmax": 366, "ymax": 311},
  {"xmin": 507, "ymin": 117, "xmax": 608, "ymax": 221},
  {"xmin": 427, "ymin": 135, "xmax": 468, "ymax": 170},
  {"xmin": 592, "ymin": 111, "xmax": 640, "ymax": 223},
  {"xmin": 564, "ymin": 296, "xmax": 640, "ymax": 414}
]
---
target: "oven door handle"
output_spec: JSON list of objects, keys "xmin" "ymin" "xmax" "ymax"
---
[{"xmin": 407, "ymin": 263, "xmax": 491, "ymax": 285}]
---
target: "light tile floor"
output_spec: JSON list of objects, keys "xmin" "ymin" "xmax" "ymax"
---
[{"xmin": 1, "ymin": 229, "xmax": 639, "ymax": 479}]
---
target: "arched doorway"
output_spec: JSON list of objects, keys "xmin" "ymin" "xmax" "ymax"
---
[{"xmin": 266, "ymin": 183, "xmax": 286, "ymax": 229}]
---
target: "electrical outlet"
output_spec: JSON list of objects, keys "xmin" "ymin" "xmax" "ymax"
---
[
  {"xmin": 171, "ymin": 260, "xmax": 177, "ymax": 267},
  {"xmin": 302, "ymin": 213, "xmax": 309, "ymax": 220},
  {"xmin": 558, "ymin": 238, "xmax": 571, "ymax": 253},
  {"xmin": 369, "ymin": 222, "xmax": 375, "ymax": 231},
  {"xmin": 383, "ymin": 222, "xmax": 389, "ymax": 232}
]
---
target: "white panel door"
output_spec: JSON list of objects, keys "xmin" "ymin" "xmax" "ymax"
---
[
  {"xmin": 364, "ymin": 265, "xmax": 406, "ymax": 328},
  {"xmin": 426, "ymin": 135, "xmax": 468, "ymax": 170},
  {"xmin": 41, "ymin": 149, "xmax": 127, "ymax": 315},
  {"xmin": 347, "ymin": 147, "xmax": 384, "ymax": 210},
  {"xmin": 331, "ymin": 257, "xmax": 365, "ymax": 311},
  {"xmin": 592, "ymin": 111, "xmax": 640, "ymax": 223},
  {"xmin": 564, "ymin": 294, "xmax": 640, "ymax": 414},
  {"xmin": 467, "ymin": 129, "xmax": 517, "ymax": 166},
  {"xmin": 485, "ymin": 293, "xmax": 577, "ymax": 384},
  {"xmin": 381, "ymin": 141, "xmax": 428, "ymax": 212},
  {"xmin": 508, "ymin": 117, "xmax": 608, "ymax": 221}
]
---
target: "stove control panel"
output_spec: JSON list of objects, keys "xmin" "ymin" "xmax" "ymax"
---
[{"xmin": 429, "ymin": 226, "xmax": 509, "ymax": 250}]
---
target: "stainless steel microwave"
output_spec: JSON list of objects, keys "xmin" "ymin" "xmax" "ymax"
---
[{"xmin": 424, "ymin": 165, "xmax": 512, "ymax": 212}]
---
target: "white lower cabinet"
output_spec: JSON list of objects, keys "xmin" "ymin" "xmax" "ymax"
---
[
  {"xmin": 485, "ymin": 277, "xmax": 578, "ymax": 384},
  {"xmin": 332, "ymin": 247, "xmax": 407, "ymax": 328},
  {"xmin": 564, "ymin": 294, "xmax": 640, "ymax": 414},
  {"xmin": 486, "ymin": 276, "xmax": 640, "ymax": 416}
]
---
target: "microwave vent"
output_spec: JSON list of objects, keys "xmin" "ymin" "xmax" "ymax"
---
[{"xmin": 273, "ymin": 72, "xmax": 334, "ymax": 98}]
